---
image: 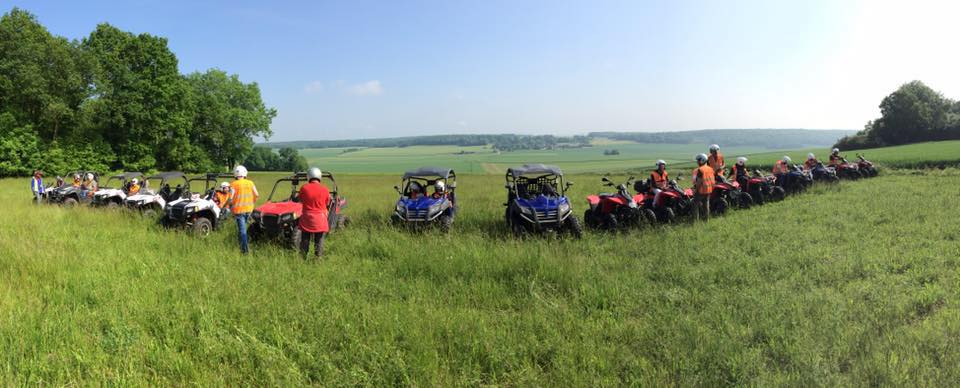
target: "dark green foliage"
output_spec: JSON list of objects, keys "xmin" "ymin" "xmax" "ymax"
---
[
  {"xmin": 0, "ymin": 8, "xmax": 278, "ymax": 176},
  {"xmin": 836, "ymin": 81, "xmax": 960, "ymax": 150},
  {"xmin": 242, "ymin": 146, "xmax": 307, "ymax": 172}
]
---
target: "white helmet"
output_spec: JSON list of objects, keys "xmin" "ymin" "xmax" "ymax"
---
[
  {"xmin": 831, "ymin": 148, "xmax": 839, "ymax": 154},
  {"xmin": 306, "ymin": 167, "xmax": 322, "ymax": 181},
  {"xmin": 709, "ymin": 144, "xmax": 720, "ymax": 152},
  {"xmin": 695, "ymin": 153, "xmax": 708, "ymax": 163},
  {"xmin": 736, "ymin": 156, "xmax": 747, "ymax": 165},
  {"xmin": 86, "ymin": 173, "xmax": 94, "ymax": 180},
  {"xmin": 435, "ymin": 180, "xmax": 446, "ymax": 192},
  {"xmin": 807, "ymin": 153, "xmax": 816, "ymax": 160},
  {"xmin": 220, "ymin": 181, "xmax": 230, "ymax": 189},
  {"xmin": 783, "ymin": 156, "xmax": 792, "ymax": 164},
  {"xmin": 233, "ymin": 165, "xmax": 248, "ymax": 178},
  {"xmin": 655, "ymin": 159, "xmax": 666, "ymax": 167},
  {"xmin": 131, "ymin": 178, "xmax": 139, "ymax": 184}
]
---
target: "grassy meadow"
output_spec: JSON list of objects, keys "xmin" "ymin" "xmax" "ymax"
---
[{"xmin": 3, "ymin": 148, "xmax": 960, "ymax": 384}]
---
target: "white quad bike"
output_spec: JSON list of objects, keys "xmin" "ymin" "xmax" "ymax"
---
[
  {"xmin": 161, "ymin": 173, "xmax": 235, "ymax": 237},
  {"xmin": 92, "ymin": 172, "xmax": 145, "ymax": 208},
  {"xmin": 125, "ymin": 171, "xmax": 189, "ymax": 217}
]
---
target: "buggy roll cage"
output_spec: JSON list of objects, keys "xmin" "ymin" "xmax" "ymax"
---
[
  {"xmin": 504, "ymin": 164, "xmax": 570, "ymax": 197},
  {"xmin": 395, "ymin": 167, "xmax": 456, "ymax": 196},
  {"xmin": 103, "ymin": 172, "xmax": 145, "ymax": 189},
  {"xmin": 186, "ymin": 173, "xmax": 235, "ymax": 196},
  {"xmin": 266, "ymin": 171, "xmax": 339, "ymax": 202}
]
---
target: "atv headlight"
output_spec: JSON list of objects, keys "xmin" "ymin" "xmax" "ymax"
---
[
  {"xmin": 519, "ymin": 206, "xmax": 533, "ymax": 215},
  {"xmin": 280, "ymin": 213, "xmax": 294, "ymax": 223},
  {"xmin": 251, "ymin": 210, "xmax": 261, "ymax": 220},
  {"xmin": 185, "ymin": 206, "xmax": 196, "ymax": 213},
  {"xmin": 558, "ymin": 202, "xmax": 570, "ymax": 215},
  {"xmin": 395, "ymin": 203, "xmax": 405, "ymax": 214}
]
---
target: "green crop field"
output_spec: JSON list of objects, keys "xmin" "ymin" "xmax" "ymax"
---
[
  {"xmin": 3, "ymin": 141, "xmax": 960, "ymax": 385},
  {"xmin": 300, "ymin": 140, "xmax": 960, "ymax": 176}
]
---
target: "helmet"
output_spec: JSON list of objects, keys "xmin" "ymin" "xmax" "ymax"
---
[
  {"xmin": 220, "ymin": 181, "xmax": 229, "ymax": 189},
  {"xmin": 695, "ymin": 153, "xmax": 708, "ymax": 163},
  {"xmin": 807, "ymin": 153, "xmax": 816, "ymax": 160},
  {"xmin": 832, "ymin": 148, "xmax": 839, "ymax": 154},
  {"xmin": 709, "ymin": 144, "xmax": 720, "ymax": 152},
  {"xmin": 736, "ymin": 156, "xmax": 747, "ymax": 165},
  {"xmin": 131, "ymin": 178, "xmax": 139, "ymax": 185},
  {"xmin": 783, "ymin": 156, "xmax": 792, "ymax": 164},
  {"xmin": 409, "ymin": 181, "xmax": 422, "ymax": 193},
  {"xmin": 74, "ymin": 174, "xmax": 81, "ymax": 181},
  {"xmin": 306, "ymin": 167, "xmax": 322, "ymax": 181},
  {"xmin": 86, "ymin": 173, "xmax": 94, "ymax": 181},
  {"xmin": 233, "ymin": 165, "xmax": 248, "ymax": 178},
  {"xmin": 435, "ymin": 180, "xmax": 446, "ymax": 192},
  {"xmin": 655, "ymin": 159, "xmax": 666, "ymax": 167}
]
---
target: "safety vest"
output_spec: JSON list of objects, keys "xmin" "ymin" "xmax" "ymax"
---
[
  {"xmin": 708, "ymin": 153, "xmax": 724, "ymax": 172},
  {"xmin": 730, "ymin": 164, "xmax": 747, "ymax": 179},
  {"xmin": 804, "ymin": 159, "xmax": 817, "ymax": 170},
  {"xmin": 214, "ymin": 191, "xmax": 230, "ymax": 208},
  {"xmin": 773, "ymin": 160, "xmax": 789, "ymax": 175},
  {"xmin": 693, "ymin": 165, "xmax": 715, "ymax": 195},
  {"xmin": 230, "ymin": 178, "xmax": 257, "ymax": 214},
  {"xmin": 650, "ymin": 170, "xmax": 668, "ymax": 189},
  {"xmin": 128, "ymin": 184, "xmax": 140, "ymax": 195}
]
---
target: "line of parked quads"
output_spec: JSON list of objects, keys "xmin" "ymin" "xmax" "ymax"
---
[{"xmin": 39, "ymin": 154, "xmax": 877, "ymax": 248}]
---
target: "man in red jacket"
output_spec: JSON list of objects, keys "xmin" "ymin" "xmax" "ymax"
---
[{"xmin": 298, "ymin": 167, "xmax": 331, "ymax": 259}]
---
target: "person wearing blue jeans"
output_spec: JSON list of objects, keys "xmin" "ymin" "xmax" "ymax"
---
[{"xmin": 235, "ymin": 213, "xmax": 250, "ymax": 254}]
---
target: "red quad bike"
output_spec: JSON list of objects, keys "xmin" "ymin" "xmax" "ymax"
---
[
  {"xmin": 645, "ymin": 179, "xmax": 693, "ymax": 223},
  {"xmin": 712, "ymin": 176, "xmax": 753, "ymax": 214},
  {"xmin": 744, "ymin": 171, "xmax": 786, "ymax": 205},
  {"xmin": 248, "ymin": 171, "xmax": 349, "ymax": 249},
  {"xmin": 583, "ymin": 176, "xmax": 656, "ymax": 231},
  {"xmin": 856, "ymin": 154, "xmax": 878, "ymax": 177},
  {"xmin": 835, "ymin": 158, "xmax": 863, "ymax": 180}
]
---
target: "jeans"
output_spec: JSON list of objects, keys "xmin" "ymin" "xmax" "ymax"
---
[
  {"xmin": 34, "ymin": 191, "xmax": 43, "ymax": 204},
  {"xmin": 80, "ymin": 189, "xmax": 88, "ymax": 199},
  {"xmin": 235, "ymin": 213, "xmax": 250, "ymax": 254},
  {"xmin": 692, "ymin": 194, "xmax": 710, "ymax": 222},
  {"xmin": 300, "ymin": 231, "xmax": 327, "ymax": 258}
]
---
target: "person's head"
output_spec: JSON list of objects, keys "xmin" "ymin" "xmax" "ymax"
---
[
  {"xmin": 807, "ymin": 153, "xmax": 816, "ymax": 161},
  {"xmin": 85, "ymin": 173, "xmax": 94, "ymax": 181},
  {"xmin": 736, "ymin": 156, "xmax": 747, "ymax": 166},
  {"xmin": 306, "ymin": 167, "xmax": 322, "ymax": 183},
  {"xmin": 435, "ymin": 180, "xmax": 446, "ymax": 193},
  {"xmin": 233, "ymin": 165, "xmax": 248, "ymax": 179},
  {"xmin": 34, "ymin": 170, "xmax": 41, "ymax": 178},
  {"xmin": 831, "ymin": 148, "xmax": 840, "ymax": 155},
  {"xmin": 709, "ymin": 144, "xmax": 720, "ymax": 154},
  {"xmin": 131, "ymin": 178, "xmax": 139, "ymax": 185},
  {"xmin": 655, "ymin": 159, "xmax": 666, "ymax": 171},
  {"xmin": 782, "ymin": 156, "xmax": 792, "ymax": 164},
  {"xmin": 220, "ymin": 182, "xmax": 230, "ymax": 192},
  {"xmin": 73, "ymin": 174, "xmax": 81, "ymax": 182},
  {"xmin": 409, "ymin": 181, "xmax": 422, "ymax": 193},
  {"xmin": 695, "ymin": 153, "xmax": 708, "ymax": 166}
]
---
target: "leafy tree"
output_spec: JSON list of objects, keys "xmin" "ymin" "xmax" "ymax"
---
[
  {"xmin": 278, "ymin": 147, "xmax": 308, "ymax": 171},
  {"xmin": 0, "ymin": 113, "xmax": 41, "ymax": 177}
]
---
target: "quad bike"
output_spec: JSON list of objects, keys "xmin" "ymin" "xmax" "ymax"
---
[
  {"xmin": 161, "ymin": 173, "xmax": 235, "ymax": 237},
  {"xmin": 834, "ymin": 158, "xmax": 863, "ymax": 180},
  {"xmin": 809, "ymin": 162, "xmax": 840, "ymax": 183},
  {"xmin": 856, "ymin": 154, "xmax": 878, "ymax": 177},
  {"xmin": 92, "ymin": 172, "xmax": 145, "ymax": 208},
  {"xmin": 779, "ymin": 165, "xmax": 813, "ymax": 195},
  {"xmin": 47, "ymin": 171, "xmax": 100, "ymax": 207},
  {"xmin": 745, "ymin": 171, "xmax": 786, "ymax": 205},
  {"xmin": 125, "ymin": 171, "xmax": 189, "ymax": 217},
  {"xmin": 642, "ymin": 179, "xmax": 694, "ymax": 223},
  {"xmin": 712, "ymin": 176, "xmax": 753, "ymax": 213},
  {"xmin": 249, "ymin": 171, "xmax": 349, "ymax": 249},
  {"xmin": 584, "ymin": 176, "xmax": 655, "ymax": 231},
  {"xmin": 504, "ymin": 164, "xmax": 582, "ymax": 238},
  {"xmin": 391, "ymin": 167, "xmax": 457, "ymax": 233}
]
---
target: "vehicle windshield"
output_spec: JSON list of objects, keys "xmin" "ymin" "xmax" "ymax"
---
[{"xmin": 515, "ymin": 175, "xmax": 561, "ymax": 199}]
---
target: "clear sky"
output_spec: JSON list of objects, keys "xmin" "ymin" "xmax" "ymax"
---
[{"xmin": 6, "ymin": 0, "xmax": 960, "ymax": 141}]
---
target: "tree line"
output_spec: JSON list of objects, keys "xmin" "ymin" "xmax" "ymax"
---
[
  {"xmin": 835, "ymin": 81, "xmax": 960, "ymax": 150},
  {"xmin": 589, "ymin": 129, "xmax": 854, "ymax": 149},
  {"xmin": 266, "ymin": 134, "xmax": 592, "ymax": 151},
  {"xmin": 0, "ymin": 8, "xmax": 289, "ymax": 177}
]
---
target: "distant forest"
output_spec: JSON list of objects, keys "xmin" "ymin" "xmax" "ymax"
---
[{"xmin": 265, "ymin": 129, "xmax": 854, "ymax": 151}]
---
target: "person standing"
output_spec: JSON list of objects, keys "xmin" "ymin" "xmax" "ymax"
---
[
  {"xmin": 229, "ymin": 165, "xmax": 259, "ymax": 254},
  {"xmin": 708, "ymin": 144, "xmax": 725, "ymax": 178},
  {"xmin": 692, "ymin": 154, "xmax": 715, "ymax": 222},
  {"xmin": 31, "ymin": 170, "xmax": 44, "ymax": 204},
  {"xmin": 297, "ymin": 167, "xmax": 331, "ymax": 259}
]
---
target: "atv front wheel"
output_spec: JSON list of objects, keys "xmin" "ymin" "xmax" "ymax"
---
[
  {"xmin": 142, "ymin": 208, "xmax": 157, "ymax": 218},
  {"xmin": 771, "ymin": 187, "xmax": 786, "ymax": 202},
  {"xmin": 738, "ymin": 192, "xmax": 753, "ymax": 209},
  {"xmin": 583, "ymin": 209, "xmax": 597, "ymax": 228},
  {"xmin": 660, "ymin": 207, "xmax": 676, "ymax": 223},
  {"xmin": 642, "ymin": 208, "xmax": 657, "ymax": 225},
  {"xmin": 63, "ymin": 197, "xmax": 78, "ymax": 208},
  {"xmin": 289, "ymin": 227, "xmax": 302, "ymax": 251},
  {"xmin": 712, "ymin": 198, "xmax": 728, "ymax": 216},
  {"xmin": 565, "ymin": 215, "xmax": 583, "ymax": 239},
  {"xmin": 106, "ymin": 201, "xmax": 119, "ymax": 209},
  {"xmin": 439, "ymin": 214, "xmax": 454, "ymax": 233},
  {"xmin": 603, "ymin": 213, "xmax": 618, "ymax": 231},
  {"xmin": 193, "ymin": 217, "xmax": 213, "ymax": 237}
]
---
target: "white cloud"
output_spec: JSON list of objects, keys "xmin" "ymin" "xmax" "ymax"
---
[
  {"xmin": 303, "ymin": 81, "xmax": 323, "ymax": 94},
  {"xmin": 345, "ymin": 80, "xmax": 383, "ymax": 96}
]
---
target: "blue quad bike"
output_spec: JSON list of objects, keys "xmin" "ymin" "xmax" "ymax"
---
[
  {"xmin": 391, "ymin": 167, "xmax": 457, "ymax": 232},
  {"xmin": 503, "ymin": 164, "xmax": 582, "ymax": 238}
]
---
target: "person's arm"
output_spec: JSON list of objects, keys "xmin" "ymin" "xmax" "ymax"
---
[{"xmin": 252, "ymin": 184, "xmax": 260, "ymax": 202}]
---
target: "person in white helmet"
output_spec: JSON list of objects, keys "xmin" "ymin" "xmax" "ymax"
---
[
  {"xmin": 432, "ymin": 180, "xmax": 447, "ymax": 199},
  {"xmin": 708, "ymin": 144, "xmax": 725, "ymax": 178},
  {"xmin": 828, "ymin": 148, "xmax": 844, "ymax": 167},
  {"xmin": 773, "ymin": 156, "xmax": 792, "ymax": 186},
  {"xmin": 803, "ymin": 153, "xmax": 819, "ymax": 170},
  {"xmin": 692, "ymin": 154, "xmax": 715, "ymax": 221},
  {"xmin": 80, "ymin": 172, "xmax": 97, "ymax": 198},
  {"xmin": 127, "ymin": 178, "xmax": 142, "ymax": 195},
  {"xmin": 297, "ymin": 167, "xmax": 330, "ymax": 259},
  {"xmin": 229, "ymin": 165, "xmax": 259, "ymax": 254},
  {"xmin": 728, "ymin": 156, "xmax": 750, "ymax": 188},
  {"xmin": 213, "ymin": 182, "xmax": 231, "ymax": 209}
]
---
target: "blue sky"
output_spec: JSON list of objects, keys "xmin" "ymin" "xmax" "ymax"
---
[{"xmin": 6, "ymin": 0, "xmax": 960, "ymax": 141}]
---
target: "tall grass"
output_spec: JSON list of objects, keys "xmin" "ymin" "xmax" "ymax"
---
[{"xmin": 1, "ymin": 169, "xmax": 959, "ymax": 385}]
